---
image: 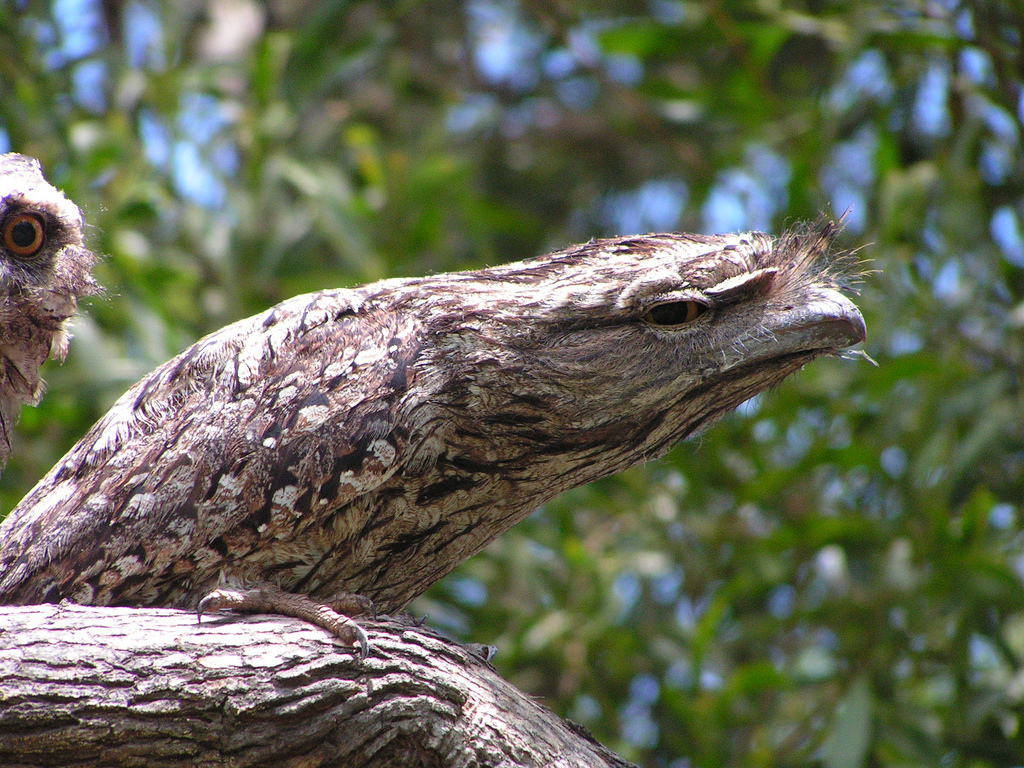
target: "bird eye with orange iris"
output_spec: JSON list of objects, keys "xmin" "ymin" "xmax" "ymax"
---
[
  {"xmin": 644, "ymin": 300, "xmax": 708, "ymax": 327},
  {"xmin": 3, "ymin": 212, "xmax": 46, "ymax": 259}
]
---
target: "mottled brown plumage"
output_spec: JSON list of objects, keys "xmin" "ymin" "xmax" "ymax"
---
[
  {"xmin": 0, "ymin": 153, "xmax": 98, "ymax": 471},
  {"xmin": 0, "ymin": 222, "xmax": 865, "ymax": 653}
]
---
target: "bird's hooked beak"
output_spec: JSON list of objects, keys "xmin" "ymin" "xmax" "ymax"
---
[
  {"xmin": 775, "ymin": 286, "xmax": 867, "ymax": 351},
  {"xmin": 720, "ymin": 285, "xmax": 867, "ymax": 373}
]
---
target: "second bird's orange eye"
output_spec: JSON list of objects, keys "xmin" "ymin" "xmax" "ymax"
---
[{"xmin": 3, "ymin": 212, "xmax": 46, "ymax": 259}]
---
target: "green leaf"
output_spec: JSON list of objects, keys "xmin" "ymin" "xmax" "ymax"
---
[{"xmin": 823, "ymin": 676, "xmax": 873, "ymax": 768}]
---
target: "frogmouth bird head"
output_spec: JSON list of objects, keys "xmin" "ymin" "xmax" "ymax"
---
[
  {"xmin": 402, "ymin": 219, "xmax": 866, "ymax": 471},
  {"xmin": 0, "ymin": 153, "xmax": 100, "ymax": 469}
]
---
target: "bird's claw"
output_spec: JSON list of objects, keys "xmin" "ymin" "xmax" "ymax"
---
[{"xmin": 195, "ymin": 585, "xmax": 371, "ymax": 658}]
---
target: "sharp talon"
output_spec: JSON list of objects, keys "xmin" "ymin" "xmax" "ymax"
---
[
  {"xmin": 197, "ymin": 588, "xmax": 236, "ymax": 624},
  {"xmin": 355, "ymin": 625, "xmax": 370, "ymax": 659},
  {"xmin": 325, "ymin": 613, "xmax": 369, "ymax": 658},
  {"xmin": 196, "ymin": 592, "xmax": 217, "ymax": 624},
  {"xmin": 474, "ymin": 644, "xmax": 497, "ymax": 662}
]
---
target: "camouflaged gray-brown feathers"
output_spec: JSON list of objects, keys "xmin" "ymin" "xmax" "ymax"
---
[
  {"xmin": 0, "ymin": 154, "xmax": 98, "ymax": 472},
  {"xmin": 0, "ymin": 222, "xmax": 865, "ymax": 613}
]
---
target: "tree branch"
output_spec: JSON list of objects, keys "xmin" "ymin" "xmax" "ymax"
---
[{"xmin": 0, "ymin": 604, "xmax": 634, "ymax": 768}]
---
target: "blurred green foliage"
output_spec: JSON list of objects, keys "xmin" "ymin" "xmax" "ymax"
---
[{"xmin": 1, "ymin": 1, "xmax": 1023, "ymax": 766}]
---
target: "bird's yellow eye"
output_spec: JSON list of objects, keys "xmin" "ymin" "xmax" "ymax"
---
[
  {"xmin": 3, "ymin": 212, "xmax": 46, "ymax": 259},
  {"xmin": 644, "ymin": 300, "xmax": 708, "ymax": 327}
]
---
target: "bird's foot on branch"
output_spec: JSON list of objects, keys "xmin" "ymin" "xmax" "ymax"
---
[{"xmin": 197, "ymin": 584, "xmax": 373, "ymax": 658}]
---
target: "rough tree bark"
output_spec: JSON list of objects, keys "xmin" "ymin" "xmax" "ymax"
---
[{"xmin": 0, "ymin": 604, "xmax": 634, "ymax": 768}]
